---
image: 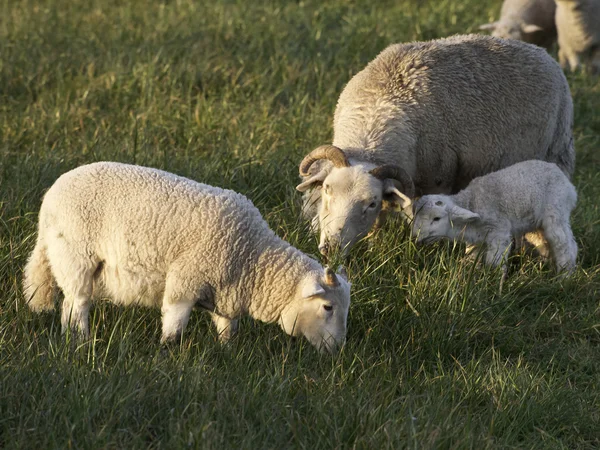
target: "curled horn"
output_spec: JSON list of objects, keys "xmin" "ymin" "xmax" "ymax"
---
[
  {"xmin": 369, "ymin": 165, "xmax": 415, "ymax": 199},
  {"xmin": 299, "ymin": 145, "xmax": 350, "ymax": 177},
  {"xmin": 324, "ymin": 267, "xmax": 340, "ymax": 287}
]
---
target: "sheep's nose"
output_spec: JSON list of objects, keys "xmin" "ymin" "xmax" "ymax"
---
[{"xmin": 319, "ymin": 243, "xmax": 329, "ymax": 256}]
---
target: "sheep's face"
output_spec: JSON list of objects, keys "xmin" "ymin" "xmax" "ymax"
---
[
  {"xmin": 279, "ymin": 268, "xmax": 351, "ymax": 354},
  {"xmin": 315, "ymin": 166, "xmax": 411, "ymax": 257},
  {"xmin": 318, "ymin": 167, "xmax": 383, "ymax": 257},
  {"xmin": 411, "ymin": 196, "xmax": 453, "ymax": 244},
  {"xmin": 412, "ymin": 195, "xmax": 480, "ymax": 243}
]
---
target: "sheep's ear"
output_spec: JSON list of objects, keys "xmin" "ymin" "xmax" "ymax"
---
[
  {"xmin": 301, "ymin": 278, "xmax": 325, "ymax": 298},
  {"xmin": 296, "ymin": 171, "xmax": 327, "ymax": 192},
  {"xmin": 479, "ymin": 22, "xmax": 497, "ymax": 31},
  {"xmin": 521, "ymin": 23, "xmax": 543, "ymax": 33},
  {"xmin": 383, "ymin": 182, "xmax": 412, "ymax": 211},
  {"xmin": 337, "ymin": 266, "xmax": 348, "ymax": 282},
  {"xmin": 449, "ymin": 205, "xmax": 480, "ymax": 223}
]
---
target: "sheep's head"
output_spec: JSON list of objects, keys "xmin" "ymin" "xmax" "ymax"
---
[
  {"xmin": 479, "ymin": 20, "xmax": 543, "ymax": 42},
  {"xmin": 279, "ymin": 267, "xmax": 351, "ymax": 354},
  {"xmin": 296, "ymin": 145, "xmax": 414, "ymax": 257},
  {"xmin": 411, "ymin": 195, "xmax": 480, "ymax": 244}
]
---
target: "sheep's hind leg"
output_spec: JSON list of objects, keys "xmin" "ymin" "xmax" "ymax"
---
[
  {"xmin": 541, "ymin": 214, "xmax": 577, "ymax": 276},
  {"xmin": 46, "ymin": 235, "xmax": 96, "ymax": 338},
  {"xmin": 211, "ymin": 313, "xmax": 239, "ymax": 343}
]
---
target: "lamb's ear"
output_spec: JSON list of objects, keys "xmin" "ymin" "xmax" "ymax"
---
[
  {"xmin": 449, "ymin": 205, "xmax": 480, "ymax": 223},
  {"xmin": 521, "ymin": 23, "xmax": 543, "ymax": 33},
  {"xmin": 301, "ymin": 278, "xmax": 325, "ymax": 298},
  {"xmin": 296, "ymin": 171, "xmax": 327, "ymax": 192},
  {"xmin": 479, "ymin": 22, "xmax": 497, "ymax": 31},
  {"xmin": 383, "ymin": 181, "xmax": 412, "ymax": 211}
]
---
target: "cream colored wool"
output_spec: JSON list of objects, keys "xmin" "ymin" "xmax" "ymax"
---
[{"xmin": 23, "ymin": 162, "xmax": 351, "ymax": 352}]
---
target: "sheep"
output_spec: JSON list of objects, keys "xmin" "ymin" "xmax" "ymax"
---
[
  {"xmin": 479, "ymin": 0, "xmax": 557, "ymax": 49},
  {"xmin": 411, "ymin": 160, "xmax": 578, "ymax": 277},
  {"xmin": 555, "ymin": 0, "xmax": 600, "ymax": 74},
  {"xmin": 22, "ymin": 162, "xmax": 351, "ymax": 353},
  {"xmin": 296, "ymin": 34, "xmax": 575, "ymax": 258}
]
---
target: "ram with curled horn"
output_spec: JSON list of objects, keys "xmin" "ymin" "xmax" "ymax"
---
[
  {"xmin": 296, "ymin": 144, "xmax": 416, "ymax": 257},
  {"xmin": 295, "ymin": 35, "xmax": 575, "ymax": 258}
]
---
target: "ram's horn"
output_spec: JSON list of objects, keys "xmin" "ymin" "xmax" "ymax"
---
[{"xmin": 299, "ymin": 145, "xmax": 350, "ymax": 176}]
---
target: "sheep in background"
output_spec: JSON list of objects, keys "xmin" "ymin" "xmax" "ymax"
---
[
  {"xmin": 23, "ymin": 162, "xmax": 351, "ymax": 353},
  {"xmin": 479, "ymin": 0, "xmax": 557, "ymax": 49},
  {"xmin": 412, "ymin": 160, "xmax": 578, "ymax": 277},
  {"xmin": 297, "ymin": 35, "xmax": 575, "ymax": 258},
  {"xmin": 555, "ymin": 0, "xmax": 600, "ymax": 74}
]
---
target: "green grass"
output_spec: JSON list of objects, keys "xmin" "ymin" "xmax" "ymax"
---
[{"xmin": 1, "ymin": 0, "xmax": 599, "ymax": 448}]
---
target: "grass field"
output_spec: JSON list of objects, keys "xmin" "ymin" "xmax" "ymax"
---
[{"xmin": 1, "ymin": 0, "xmax": 599, "ymax": 448}]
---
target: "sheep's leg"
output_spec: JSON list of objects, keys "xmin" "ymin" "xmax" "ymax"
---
[
  {"xmin": 541, "ymin": 215, "xmax": 577, "ymax": 276},
  {"xmin": 45, "ymin": 235, "xmax": 95, "ymax": 338},
  {"xmin": 211, "ymin": 313, "xmax": 239, "ymax": 343},
  {"xmin": 558, "ymin": 48, "xmax": 568, "ymax": 69},
  {"xmin": 485, "ymin": 235, "xmax": 513, "ymax": 290},
  {"xmin": 160, "ymin": 272, "xmax": 199, "ymax": 343}
]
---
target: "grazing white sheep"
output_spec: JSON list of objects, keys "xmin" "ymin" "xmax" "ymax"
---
[
  {"xmin": 411, "ymin": 160, "xmax": 578, "ymax": 275},
  {"xmin": 555, "ymin": 0, "xmax": 600, "ymax": 74},
  {"xmin": 479, "ymin": 0, "xmax": 557, "ymax": 49},
  {"xmin": 297, "ymin": 35, "xmax": 575, "ymax": 257},
  {"xmin": 23, "ymin": 162, "xmax": 351, "ymax": 353}
]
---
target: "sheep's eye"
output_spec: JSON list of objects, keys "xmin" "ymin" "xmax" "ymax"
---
[
  {"xmin": 433, "ymin": 217, "xmax": 441, "ymax": 222},
  {"xmin": 323, "ymin": 305, "xmax": 333, "ymax": 312},
  {"xmin": 368, "ymin": 202, "xmax": 377, "ymax": 209}
]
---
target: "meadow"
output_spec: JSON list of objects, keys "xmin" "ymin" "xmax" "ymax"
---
[{"xmin": 1, "ymin": 0, "xmax": 599, "ymax": 448}]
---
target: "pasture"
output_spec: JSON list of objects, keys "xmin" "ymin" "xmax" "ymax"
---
[{"xmin": 1, "ymin": 0, "xmax": 599, "ymax": 448}]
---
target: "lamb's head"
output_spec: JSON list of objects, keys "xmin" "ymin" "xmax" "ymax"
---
[
  {"xmin": 279, "ymin": 267, "xmax": 351, "ymax": 354},
  {"xmin": 296, "ymin": 145, "xmax": 414, "ymax": 257},
  {"xmin": 479, "ymin": 20, "xmax": 543, "ymax": 42},
  {"xmin": 411, "ymin": 195, "xmax": 480, "ymax": 244}
]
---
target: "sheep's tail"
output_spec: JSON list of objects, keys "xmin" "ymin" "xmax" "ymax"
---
[{"xmin": 22, "ymin": 235, "xmax": 55, "ymax": 312}]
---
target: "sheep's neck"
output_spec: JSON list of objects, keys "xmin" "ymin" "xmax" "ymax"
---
[{"xmin": 247, "ymin": 245, "xmax": 319, "ymax": 324}]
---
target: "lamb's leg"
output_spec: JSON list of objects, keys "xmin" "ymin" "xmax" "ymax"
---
[
  {"xmin": 46, "ymin": 235, "xmax": 96, "ymax": 338},
  {"xmin": 541, "ymin": 215, "xmax": 577, "ymax": 276},
  {"xmin": 160, "ymin": 272, "xmax": 199, "ymax": 343},
  {"xmin": 485, "ymin": 235, "xmax": 513, "ymax": 291},
  {"xmin": 211, "ymin": 313, "xmax": 239, "ymax": 343}
]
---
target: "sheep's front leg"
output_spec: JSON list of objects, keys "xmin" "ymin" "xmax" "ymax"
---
[
  {"xmin": 211, "ymin": 313, "xmax": 239, "ymax": 343},
  {"xmin": 160, "ymin": 273, "xmax": 199, "ymax": 343},
  {"xmin": 485, "ymin": 235, "xmax": 513, "ymax": 292}
]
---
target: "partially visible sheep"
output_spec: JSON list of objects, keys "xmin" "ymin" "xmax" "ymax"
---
[
  {"xmin": 23, "ymin": 162, "xmax": 351, "ymax": 353},
  {"xmin": 411, "ymin": 160, "xmax": 578, "ymax": 275},
  {"xmin": 555, "ymin": 0, "xmax": 600, "ymax": 74},
  {"xmin": 297, "ymin": 35, "xmax": 575, "ymax": 258},
  {"xmin": 479, "ymin": 0, "xmax": 557, "ymax": 49}
]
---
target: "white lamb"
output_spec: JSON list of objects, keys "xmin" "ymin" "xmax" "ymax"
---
[
  {"xmin": 555, "ymin": 0, "xmax": 600, "ymax": 74},
  {"xmin": 22, "ymin": 162, "xmax": 351, "ymax": 353},
  {"xmin": 411, "ymin": 160, "xmax": 578, "ymax": 275}
]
